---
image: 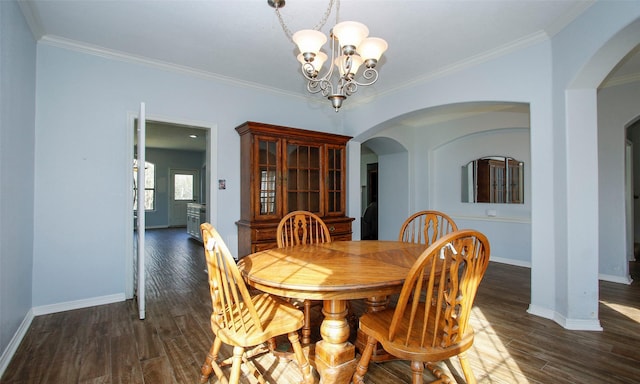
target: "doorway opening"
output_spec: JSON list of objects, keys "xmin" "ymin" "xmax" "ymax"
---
[
  {"xmin": 362, "ymin": 163, "xmax": 378, "ymax": 240},
  {"xmin": 126, "ymin": 114, "xmax": 217, "ymax": 300}
]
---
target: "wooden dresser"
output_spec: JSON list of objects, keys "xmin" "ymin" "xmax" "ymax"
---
[{"xmin": 235, "ymin": 121, "xmax": 354, "ymax": 258}]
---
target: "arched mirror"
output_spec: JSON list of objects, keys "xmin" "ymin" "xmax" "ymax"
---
[{"xmin": 462, "ymin": 156, "xmax": 524, "ymax": 204}]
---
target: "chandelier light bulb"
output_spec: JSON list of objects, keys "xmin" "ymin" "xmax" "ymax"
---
[
  {"xmin": 292, "ymin": 29, "xmax": 327, "ymax": 56},
  {"xmin": 297, "ymin": 52, "xmax": 328, "ymax": 75},
  {"xmin": 357, "ymin": 37, "xmax": 388, "ymax": 66},
  {"xmin": 332, "ymin": 21, "xmax": 369, "ymax": 54}
]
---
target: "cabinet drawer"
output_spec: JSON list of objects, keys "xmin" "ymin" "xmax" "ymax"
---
[
  {"xmin": 332, "ymin": 234, "xmax": 353, "ymax": 242},
  {"xmin": 253, "ymin": 227, "xmax": 277, "ymax": 241},
  {"xmin": 325, "ymin": 221, "xmax": 352, "ymax": 236}
]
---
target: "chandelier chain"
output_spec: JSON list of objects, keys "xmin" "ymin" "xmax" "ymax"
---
[{"xmin": 273, "ymin": 0, "xmax": 339, "ymax": 43}]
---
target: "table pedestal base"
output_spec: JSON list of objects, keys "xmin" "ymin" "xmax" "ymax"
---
[
  {"xmin": 315, "ymin": 341, "xmax": 356, "ymax": 384},
  {"xmin": 313, "ymin": 300, "xmax": 357, "ymax": 384}
]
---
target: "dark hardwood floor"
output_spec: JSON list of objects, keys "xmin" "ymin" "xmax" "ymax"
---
[{"xmin": 2, "ymin": 227, "xmax": 640, "ymax": 383}]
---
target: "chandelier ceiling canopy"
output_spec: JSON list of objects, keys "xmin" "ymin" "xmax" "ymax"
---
[{"xmin": 268, "ymin": 0, "xmax": 388, "ymax": 112}]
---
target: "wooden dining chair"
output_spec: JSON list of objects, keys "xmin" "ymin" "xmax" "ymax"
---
[
  {"xmin": 353, "ymin": 229, "xmax": 490, "ymax": 384},
  {"xmin": 198, "ymin": 223, "xmax": 314, "ymax": 384},
  {"xmin": 398, "ymin": 210, "xmax": 458, "ymax": 245},
  {"xmin": 277, "ymin": 210, "xmax": 332, "ymax": 247},
  {"xmin": 276, "ymin": 210, "xmax": 332, "ymax": 345}
]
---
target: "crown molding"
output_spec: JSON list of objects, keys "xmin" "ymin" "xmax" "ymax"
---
[
  {"xmin": 601, "ymin": 72, "xmax": 640, "ymax": 89},
  {"xmin": 38, "ymin": 35, "xmax": 310, "ymax": 102},
  {"xmin": 379, "ymin": 30, "xmax": 550, "ymax": 98}
]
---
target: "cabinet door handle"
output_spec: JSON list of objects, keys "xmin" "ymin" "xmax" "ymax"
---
[{"xmin": 329, "ymin": 226, "xmax": 335, "ymax": 232}]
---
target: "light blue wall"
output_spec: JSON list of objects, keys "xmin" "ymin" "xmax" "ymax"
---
[
  {"xmin": 344, "ymin": 2, "xmax": 640, "ymax": 329},
  {"xmin": 346, "ymin": 40, "xmax": 552, "ymax": 250},
  {"xmin": 547, "ymin": 2, "xmax": 640, "ymax": 325},
  {"xmin": 434, "ymin": 128, "xmax": 531, "ymax": 265},
  {"xmin": 377, "ymin": 152, "xmax": 409, "ymax": 240},
  {"xmin": 360, "ymin": 112, "xmax": 532, "ymax": 264},
  {"xmin": 31, "ymin": 42, "xmax": 342, "ymax": 308},
  {"xmin": 598, "ymin": 79, "xmax": 640, "ymax": 278},
  {"xmin": 0, "ymin": 0, "xmax": 36, "ymax": 365}
]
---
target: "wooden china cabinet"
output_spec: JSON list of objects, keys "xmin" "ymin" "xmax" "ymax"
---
[
  {"xmin": 476, "ymin": 157, "xmax": 522, "ymax": 204},
  {"xmin": 235, "ymin": 121, "xmax": 354, "ymax": 258}
]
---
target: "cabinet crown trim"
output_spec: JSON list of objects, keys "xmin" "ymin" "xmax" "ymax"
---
[{"xmin": 235, "ymin": 121, "xmax": 352, "ymax": 144}]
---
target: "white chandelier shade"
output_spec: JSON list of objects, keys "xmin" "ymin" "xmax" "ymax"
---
[
  {"xmin": 292, "ymin": 29, "xmax": 326, "ymax": 58},
  {"xmin": 332, "ymin": 21, "xmax": 369, "ymax": 51},
  {"xmin": 297, "ymin": 52, "xmax": 328, "ymax": 75},
  {"xmin": 357, "ymin": 37, "xmax": 388, "ymax": 62}
]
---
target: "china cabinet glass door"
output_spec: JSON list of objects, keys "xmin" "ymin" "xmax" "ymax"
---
[
  {"xmin": 285, "ymin": 142, "xmax": 321, "ymax": 213},
  {"xmin": 256, "ymin": 137, "xmax": 280, "ymax": 218},
  {"xmin": 326, "ymin": 145, "xmax": 344, "ymax": 215}
]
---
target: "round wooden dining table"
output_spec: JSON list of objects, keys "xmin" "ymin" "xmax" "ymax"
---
[{"xmin": 238, "ymin": 240, "xmax": 428, "ymax": 384}]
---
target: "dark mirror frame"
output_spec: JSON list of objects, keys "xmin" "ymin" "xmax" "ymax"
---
[{"xmin": 462, "ymin": 156, "xmax": 524, "ymax": 204}]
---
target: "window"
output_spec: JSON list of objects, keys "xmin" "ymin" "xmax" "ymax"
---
[
  {"xmin": 133, "ymin": 159, "xmax": 155, "ymax": 210},
  {"xmin": 174, "ymin": 173, "xmax": 194, "ymax": 200}
]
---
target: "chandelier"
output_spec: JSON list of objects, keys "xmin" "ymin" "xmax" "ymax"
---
[{"xmin": 268, "ymin": 0, "xmax": 388, "ymax": 112}]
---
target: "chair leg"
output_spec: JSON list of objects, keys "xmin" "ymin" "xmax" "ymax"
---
[
  {"xmin": 267, "ymin": 337, "xmax": 277, "ymax": 351},
  {"xmin": 228, "ymin": 345, "xmax": 245, "ymax": 384},
  {"xmin": 410, "ymin": 360, "xmax": 424, "ymax": 384},
  {"xmin": 425, "ymin": 362, "xmax": 453, "ymax": 383},
  {"xmin": 458, "ymin": 352, "xmax": 477, "ymax": 384},
  {"xmin": 287, "ymin": 331, "xmax": 315, "ymax": 384},
  {"xmin": 301, "ymin": 300, "xmax": 312, "ymax": 345},
  {"xmin": 352, "ymin": 335, "xmax": 376, "ymax": 384},
  {"xmin": 200, "ymin": 337, "xmax": 222, "ymax": 384}
]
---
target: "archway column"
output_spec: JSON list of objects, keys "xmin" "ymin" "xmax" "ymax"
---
[
  {"xmin": 347, "ymin": 141, "xmax": 362, "ymax": 240},
  {"xmin": 562, "ymin": 89, "xmax": 602, "ymax": 330},
  {"xmin": 528, "ymin": 90, "xmax": 602, "ymax": 330}
]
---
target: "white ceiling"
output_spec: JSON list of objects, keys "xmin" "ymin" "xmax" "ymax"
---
[
  {"xmin": 18, "ymin": 0, "xmax": 640, "ymax": 151},
  {"xmin": 136, "ymin": 121, "xmax": 208, "ymax": 152}
]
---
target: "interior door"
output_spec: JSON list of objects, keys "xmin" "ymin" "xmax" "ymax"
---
[
  {"xmin": 626, "ymin": 140, "xmax": 634, "ymax": 260},
  {"xmin": 169, "ymin": 169, "xmax": 199, "ymax": 227},
  {"xmin": 136, "ymin": 102, "xmax": 146, "ymax": 320}
]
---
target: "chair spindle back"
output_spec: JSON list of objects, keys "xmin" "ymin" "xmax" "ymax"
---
[
  {"xmin": 201, "ymin": 223, "xmax": 264, "ymax": 334},
  {"xmin": 389, "ymin": 229, "xmax": 490, "ymax": 349},
  {"xmin": 277, "ymin": 210, "xmax": 331, "ymax": 248},
  {"xmin": 398, "ymin": 210, "xmax": 458, "ymax": 245}
]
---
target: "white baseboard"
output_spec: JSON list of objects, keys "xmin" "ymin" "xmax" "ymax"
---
[
  {"xmin": 0, "ymin": 308, "xmax": 34, "ymax": 378},
  {"xmin": 527, "ymin": 304, "xmax": 603, "ymax": 331},
  {"xmin": 490, "ymin": 256, "xmax": 531, "ymax": 268},
  {"xmin": 490, "ymin": 259, "xmax": 633, "ymax": 285},
  {"xmin": 527, "ymin": 303, "xmax": 555, "ymax": 320},
  {"xmin": 598, "ymin": 273, "xmax": 633, "ymax": 285},
  {"xmin": 555, "ymin": 313, "xmax": 603, "ymax": 331},
  {"xmin": 32, "ymin": 293, "xmax": 126, "ymax": 316}
]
